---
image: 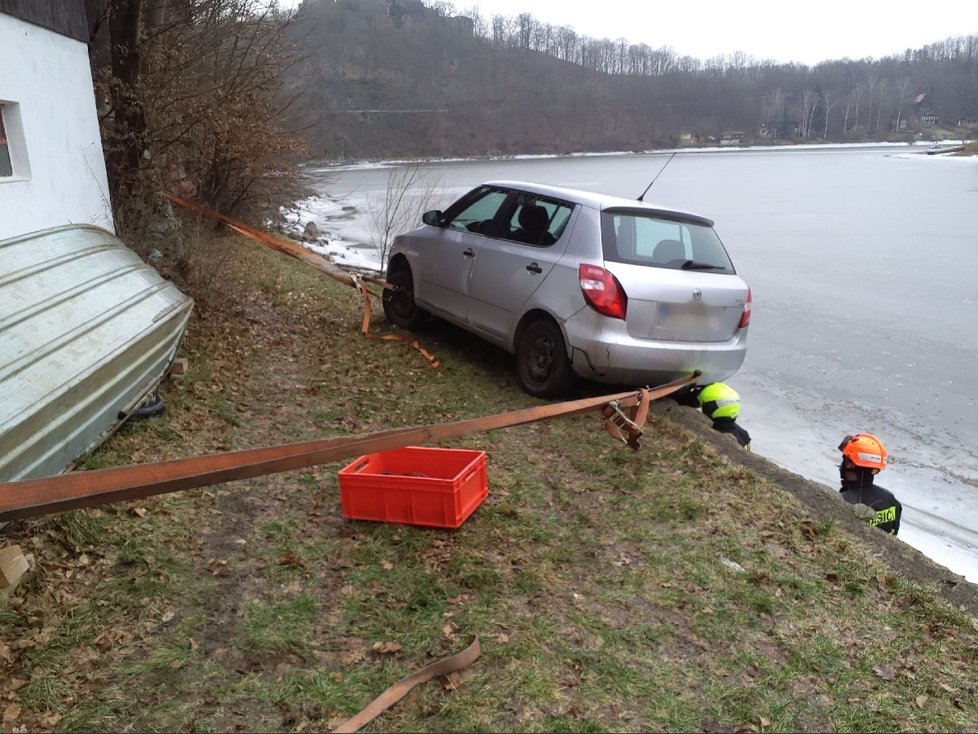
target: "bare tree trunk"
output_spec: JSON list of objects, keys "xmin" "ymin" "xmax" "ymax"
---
[
  {"xmin": 865, "ymin": 76, "xmax": 877, "ymax": 130},
  {"xmin": 895, "ymin": 78, "xmax": 909, "ymax": 132},
  {"xmin": 800, "ymin": 89, "xmax": 817, "ymax": 139},
  {"xmin": 875, "ymin": 78, "xmax": 889, "ymax": 134},
  {"xmin": 823, "ymin": 92, "xmax": 834, "ymax": 139},
  {"xmin": 106, "ymin": 0, "xmax": 146, "ymax": 195}
]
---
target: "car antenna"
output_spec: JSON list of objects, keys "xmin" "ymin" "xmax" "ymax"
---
[{"xmin": 637, "ymin": 151, "xmax": 678, "ymax": 201}]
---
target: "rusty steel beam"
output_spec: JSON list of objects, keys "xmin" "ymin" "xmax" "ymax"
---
[{"xmin": 0, "ymin": 374, "xmax": 697, "ymax": 522}]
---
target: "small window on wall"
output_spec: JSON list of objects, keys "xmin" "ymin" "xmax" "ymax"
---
[{"xmin": 0, "ymin": 107, "xmax": 12, "ymax": 177}]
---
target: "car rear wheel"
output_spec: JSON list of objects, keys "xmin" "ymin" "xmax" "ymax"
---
[
  {"xmin": 516, "ymin": 318, "xmax": 575, "ymax": 398},
  {"xmin": 383, "ymin": 267, "xmax": 429, "ymax": 330}
]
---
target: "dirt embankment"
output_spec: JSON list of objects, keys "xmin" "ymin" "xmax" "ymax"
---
[
  {"xmin": 4, "ymin": 236, "xmax": 978, "ymax": 732},
  {"xmin": 658, "ymin": 401, "xmax": 978, "ymax": 617}
]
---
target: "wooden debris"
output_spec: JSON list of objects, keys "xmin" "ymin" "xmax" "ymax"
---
[
  {"xmin": 169, "ymin": 357, "xmax": 189, "ymax": 378},
  {"xmin": 0, "ymin": 545, "xmax": 29, "ymax": 590}
]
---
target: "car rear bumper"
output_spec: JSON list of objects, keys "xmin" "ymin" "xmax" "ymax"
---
[{"xmin": 564, "ymin": 313, "xmax": 748, "ymax": 387}]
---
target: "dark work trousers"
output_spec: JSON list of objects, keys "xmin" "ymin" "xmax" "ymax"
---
[{"xmin": 711, "ymin": 417, "xmax": 751, "ymax": 449}]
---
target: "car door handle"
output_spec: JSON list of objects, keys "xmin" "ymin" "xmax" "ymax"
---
[
  {"xmin": 526, "ymin": 263, "xmax": 543, "ymax": 274},
  {"xmin": 463, "ymin": 248, "xmax": 475, "ymax": 257}
]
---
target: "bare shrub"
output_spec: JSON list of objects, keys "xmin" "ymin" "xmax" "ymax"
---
[
  {"xmin": 368, "ymin": 165, "xmax": 443, "ymax": 272},
  {"xmin": 92, "ymin": 0, "xmax": 310, "ymax": 246}
]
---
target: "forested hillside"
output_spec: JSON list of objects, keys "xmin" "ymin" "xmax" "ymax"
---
[
  {"xmin": 286, "ymin": 0, "xmax": 978, "ymax": 161},
  {"xmin": 83, "ymin": 0, "xmax": 975, "ymax": 236}
]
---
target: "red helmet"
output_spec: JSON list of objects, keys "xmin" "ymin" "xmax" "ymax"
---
[{"xmin": 838, "ymin": 433, "xmax": 887, "ymax": 471}]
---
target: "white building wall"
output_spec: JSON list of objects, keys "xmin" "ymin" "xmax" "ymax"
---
[{"xmin": 0, "ymin": 13, "xmax": 114, "ymax": 241}]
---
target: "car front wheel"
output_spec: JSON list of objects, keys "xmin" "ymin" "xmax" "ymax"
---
[
  {"xmin": 516, "ymin": 318, "xmax": 575, "ymax": 398},
  {"xmin": 383, "ymin": 267, "xmax": 429, "ymax": 330}
]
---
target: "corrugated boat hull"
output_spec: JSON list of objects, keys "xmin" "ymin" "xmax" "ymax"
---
[{"xmin": 0, "ymin": 225, "xmax": 194, "ymax": 481}]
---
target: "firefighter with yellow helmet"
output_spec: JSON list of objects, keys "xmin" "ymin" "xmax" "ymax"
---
[
  {"xmin": 696, "ymin": 382, "xmax": 751, "ymax": 449},
  {"xmin": 838, "ymin": 433, "xmax": 902, "ymax": 535}
]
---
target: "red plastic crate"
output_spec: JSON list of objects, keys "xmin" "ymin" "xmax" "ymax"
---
[{"xmin": 338, "ymin": 446, "xmax": 488, "ymax": 528}]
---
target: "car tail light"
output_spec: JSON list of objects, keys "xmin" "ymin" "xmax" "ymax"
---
[
  {"xmin": 579, "ymin": 264, "xmax": 627, "ymax": 319},
  {"xmin": 738, "ymin": 286, "xmax": 752, "ymax": 328}
]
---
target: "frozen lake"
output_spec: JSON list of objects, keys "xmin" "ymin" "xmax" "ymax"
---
[{"xmin": 290, "ymin": 144, "xmax": 978, "ymax": 582}]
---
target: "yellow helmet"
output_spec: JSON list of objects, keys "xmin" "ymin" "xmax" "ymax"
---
[
  {"xmin": 697, "ymin": 382, "xmax": 740, "ymax": 420},
  {"xmin": 839, "ymin": 433, "xmax": 887, "ymax": 471}
]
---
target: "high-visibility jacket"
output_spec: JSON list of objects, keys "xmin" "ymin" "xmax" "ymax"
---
[{"xmin": 840, "ymin": 482, "xmax": 902, "ymax": 535}]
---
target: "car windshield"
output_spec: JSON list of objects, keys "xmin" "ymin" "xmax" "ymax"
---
[{"xmin": 600, "ymin": 209, "xmax": 735, "ymax": 274}]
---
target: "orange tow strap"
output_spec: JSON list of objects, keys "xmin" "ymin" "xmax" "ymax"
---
[
  {"xmin": 0, "ymin": 374, "xmax": 696, "ymax": 523},
  {"xmin": 164, "ymin": 193, "xmax": 438, "ymax": 368},
  {"xmin": 331, "ymin": 637, "xmax": 481, "ymax": 733}
]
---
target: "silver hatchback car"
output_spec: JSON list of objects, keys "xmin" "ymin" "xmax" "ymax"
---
[{"xmin": 383, "ymin": 180, "xmax": 751, "ymax": 397}]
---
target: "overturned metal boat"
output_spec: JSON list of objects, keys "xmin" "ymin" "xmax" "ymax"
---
[{"xmin": 0, "ymin": 224, "xmax": 193, "ymax": 481}]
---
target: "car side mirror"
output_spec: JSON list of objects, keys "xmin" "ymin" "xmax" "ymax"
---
[{"xmin": 422, "ymin": 210, "xmax": 443, "ymax": 227}]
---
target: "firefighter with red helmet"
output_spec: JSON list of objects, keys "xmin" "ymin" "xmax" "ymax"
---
[{"xmin": 838, "ymin": 433, "xmax": 902, "ymax": 535}]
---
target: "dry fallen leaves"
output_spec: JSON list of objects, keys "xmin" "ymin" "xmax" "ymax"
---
[
  {"xmin": 800, "ymin": 521, "xmax": 820, "ymax": 540},
  {"xmin": 872, "ymin": 665, "xmax": 895, "ymax": 681},
  {"xmin": 3, "ymin": 704, "xmax": 21, "ymax": 723},
  {"xmin": 372, "ymin": 641, "xmax": 401, "ymax": 655}
]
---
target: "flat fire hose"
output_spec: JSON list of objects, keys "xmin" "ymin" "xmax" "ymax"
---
[
  {"xmin": 331, "ymin": 637, "xmax": 481, "ymax": 733},
  {"xmin": 164, "ymin": 192, "xmax": 440, "ymax": 367},
  {"xmin": 163, "ymin": 193, "xmax": 389, "ymax": 292},
  {"xmin": 0, "ymin": 374, "xmax": 696, "ymax": 523}
]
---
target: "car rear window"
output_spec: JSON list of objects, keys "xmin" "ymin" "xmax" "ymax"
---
[{"xmin": 600, "ymin": 209, "xmax": 735, "ymax": 274}]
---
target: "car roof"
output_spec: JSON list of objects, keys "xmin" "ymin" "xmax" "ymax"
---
[{"xmin": 483, "ymin": 179, "xmax": 715, "ymax": 227}]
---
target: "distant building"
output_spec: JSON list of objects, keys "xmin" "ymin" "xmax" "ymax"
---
[
  {"xmin": 719, "ymin": 131, "xmax": 744, "ymax": 146},
  {"xmin": 911, "ymin": 92, "xmax": 939, "ymax": 127},
  {"xmin": 912, "ymin": 92, "xmax": 932, "ymax": 111},
  {"xmin": 0, "ymin": 3, "xmax": 114, "ymax": 240}
]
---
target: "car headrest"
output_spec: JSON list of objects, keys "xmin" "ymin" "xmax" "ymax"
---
[
  {"xmin": 653, "ymin": 238, "xmax": 685, "ymax": 263},
  {"xmin": 518, "ymin": 204, "xmax": 549, "ymax": 232}
]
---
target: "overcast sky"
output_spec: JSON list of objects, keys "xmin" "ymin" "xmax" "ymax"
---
[
  {"xmin": 458, "ymin": 1, "xmax": 978, "ymax": 65},
  {"xmin": 278, "ymin": 0, "xmax": 966, "ymax": 66}
]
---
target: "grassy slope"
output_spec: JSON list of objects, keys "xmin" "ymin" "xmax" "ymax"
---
[{"xmin": 2, "ymin": 235, "xmax": 977, "ymax": 733}]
